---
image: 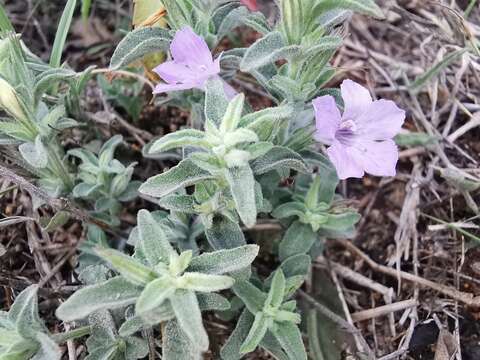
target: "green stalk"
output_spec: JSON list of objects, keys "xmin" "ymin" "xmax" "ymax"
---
[
  {"xmin": 465, "ymin": 0, "xmax": 478, "ymax": 18},
  {"xmin": 47, "ymin": 144, "xmax": 74, "ymax": 191},
  {"xmin": 52, "ymin": 325, "xmax": 91, "ymax": 344}
]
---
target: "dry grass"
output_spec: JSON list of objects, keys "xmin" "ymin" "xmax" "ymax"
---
[{"xmin": 0, "ymin": 1, "xmax": 479, "ymax": 359}]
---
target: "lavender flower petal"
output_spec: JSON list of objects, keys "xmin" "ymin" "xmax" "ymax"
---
[
  {"xmin": 341, "ymin": 79, "xmax": 372, "ymax": 120},
  {"xmin": 313, "ymin": 95, "xmax": 342, "ymax": 145},
  {"xmin": 356, "ymin": 99, "xmax": 405, "ymax": 140}
]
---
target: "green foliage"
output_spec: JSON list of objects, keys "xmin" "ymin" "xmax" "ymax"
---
[
  {"xmin": 57, "ymin": 210, "xmax": 259, "ymax": 357},
  {"xmin": 222, "ymin": 270, "xmax": 307, "ymax": 359},
  {"xmin": 0, "ymin": 285, "xmax": 87, "ymax": 360},
  {"xmin": 0, "ymin": 0, "xmax": 388, "ymax": 357},
  {"xmin": 273, "ymin": 174, "xmax": 359, "ymax": 259},
  {"xmin": 140, "ymin": 83, "xmax": 307, "ymax": 231},
  {"xmin": 69, "ymin": 135, "xmax": 140, "ymax": 226},
  {"xmin": 50, "ymin": 0, "xmax": 77, "ymax": 68}
]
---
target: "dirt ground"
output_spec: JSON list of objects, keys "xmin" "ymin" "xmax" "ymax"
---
[{"xmin": 1, "ymin": 0, "xmax": 480, "ymax": 359}]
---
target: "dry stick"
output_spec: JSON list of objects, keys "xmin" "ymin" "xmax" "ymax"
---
[
  {"xmin": 0, "ymin": 164, "xmax": 123, "ymax": 238},
  {"xmin": 38, "ymin": 247, "xmax": 78, "ymax": 288},
  {"xmin": 315, "ymin": 257, "xmax": 397, "ymax": 335},
  {"xmin": 447, "ymin": 111, "xmax": 480, "ymax": 143},
  {"xmin": 351, "ymin": 299, "xmax": 419, "ymax": 322},
  {"xmin": 334, "ymin": 239, "xmax": 480, "ymax": 307},
  {"xmin": 298, "ymin": 290, "xmax": 362, "ymax": 334},
  {"xmin": 329, "ymin": 269, "xmax": 375, "ymax": 359}
]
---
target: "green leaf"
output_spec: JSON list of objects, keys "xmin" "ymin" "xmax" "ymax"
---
[
  {"xmin": 158, "ymin": 194, "xmax": 197, "ymax": 213},
  {"xmin": 205, "ymin": 215, "xmax": 246, "ymax": 250},
  {"xmin": 137, "ymin": 209, "xmax": 176, "ymax": 266},
  {"xmin": 0, "ymin": 4, "xmax": 14, "ymax": 32},
  {"xmin": 225, "ymin": 165, "xmax": 257, "ymax": 228},
  {"xmin": 313, "ymin": 0, "xmax": 384, "ymax": 19},
  {"xmin": 410, "ymin": 49, "xmax": 467, "ymax": 92},
  {"xmin": 180, "ymin": 273, "xmax": 234, "ymax": 292},
  {"xmin": 220, "ymin": 94, "xmax": 245, "ymax": 133},
  {"xmin": 139, "ymin": 159, "xmax": 214, "ymax": 198},
  {"xmin": 81, "ymin": 0, "xmax": 92, "ymax": 21},
  {"xmin": 18, "ymin": 136, "xmax": 48, "ymax": 169},
  {"xmin": 260, "ymin": 333, "xmax": 290, "ymax": 360},
  {"xmin": 233, "ymin": 281, "xmax": 267, "ymax": 314},
  {"xmin": 41, "ymin": 211, "xmax": 69, "ymax": 232},
  {"xmin": 252, "ymin": 146, "xmax": 308, "ymax": 175},
  {"xmin": 395, "ymin": 132, "xmax": 438, "ymax": 147},
  {"xmin": 217, "ymin": 6, "xmax": 270, "ymax": 39},
  {"xmin": 279, "ymin": 254, "xmax": 311, "ymax": 278},
  {"xmin": 221, "ymin": 309, "xmax": 254, "ymax": 360},
  {"xmin": 205, "ymin": 78, "xmax": 230, "ymax": 126},
  {"xmin": 170, "ymin": 290, "xmax": 209, "ymax": 351},
  {"xmin": 280, "ymin": 0, "xmax": 304, "ymax": 45},
  {"xmin": 50, "ymin": 0, "xmax": 77, "ymax": 68},
  {"xmin": 279, "ymin": 221, "xmax": 317, "ymax": 261},
  {"xmin": 188, "ymin": 245, "xmax": 259, "ymax": 275},
  {"xmin": 163, "ymin": 320, "xmax": 203, "ymax": 360},
  {"xmin": 136, "ymin": 276, "xmax": 175, "ymax": 314},
  {"xmin": 56, "ymin": 277, "xmax": 142, "ymax": 321},
  {"xmin": 110, "ymin": 27, "xmax": 172, "ymax": 69},
  {"xmin": 241, "ymin": 105, "xmax": 293, "ymax": 142},
  {"xmin": 271, "ymin": 322, "xmax": 307, "ymax": 360},
  {"xmin": 98, "ymin": 135, "xmax": 123, "ymax": 167},
  {"xmin": 11, "ymin": 285, "xmax": 45, "ymax": 339},
  {"xmin": 240, "ymin": 313, "xmax": 270, "ymax": 354},
  {"xmin": 35, "ymin": 68, "xmax": 76, "ymax": 104},
  {"xmin": 272, "ymin": 202, "xmax": 307, "ymax": 220},
  {"xmin": 322, "ymin": 212, "xmax": 360, "ymax": 233},
  {"xmin": 96, "ymin": 248, "xmax": 158, "ymax": 285},
  {"xmin": 266, "ymin": 270, "xmax": 286, "ymax": 308},
  {"xmin": 32, "ymin": 333, "xmax": 61, "ymax": 360},
  {"xmin": 148, "ymin": 129, "xmax": 208, "ymax": 153},
  {"xmin": 240, "ymin": 31, "xmax": 301, "ymax": 72}
]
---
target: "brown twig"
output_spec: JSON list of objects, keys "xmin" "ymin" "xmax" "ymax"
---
[
  {"xmin": 351, "ymin": 299, "xmax": 419, "ymax": 322},
  {"xmin": 333, "ymin": 239, "xmax": 480, "ymax": 307}
]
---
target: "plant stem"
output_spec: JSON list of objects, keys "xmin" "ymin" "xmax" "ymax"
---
[
  {"xmin": 47, "ymin": 143, "xmax": 74, "ymax": 191},
  {"xmin": 52, "ymin": 325, "xmax": 91, "ymax": 343},
  {"xmin": 465, "ymin": 0, "xmax": 478, "ymax": 18}
]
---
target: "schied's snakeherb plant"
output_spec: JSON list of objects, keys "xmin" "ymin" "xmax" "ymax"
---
[{"xmin": 0, "ymin": 0, "xmax": 406, "ymax": 359}]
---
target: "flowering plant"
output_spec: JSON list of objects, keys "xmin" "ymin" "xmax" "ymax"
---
[{"xmin": 0, "ymin": 0, "xmax": 407, "ymax": 359}]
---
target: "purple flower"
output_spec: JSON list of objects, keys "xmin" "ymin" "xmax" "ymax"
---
[
  {"xmin": 314, "ymin": 80, "xmax": 405, "ymax": 180},
  {"xmin": 153, "ymin": 26, "xmax": 234, "ymax": 95}
]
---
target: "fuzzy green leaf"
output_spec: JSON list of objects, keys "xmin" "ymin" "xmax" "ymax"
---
[
  {"xmin": 110, "ymin": 27, "xmax": 172, "ymax": 69},
  {"xmin": 170, "ymin": 290, "xmax": 209, "ymax": 351},
  {"xmin": 233, "ymin": 282, "xmax": 267, "ymax": 314},
  {"xmin": 279, "ymin": 221, "xmax": 317, "ymax": 261},
  {"xmin": 148, "ymin": 129, "xmax": 208, "ymax": 154},
  {"xmin": 205, "ymin": 78, "xmax": 230, "ymax": 126},
  {"xmin": 136, "ymin": 276, "xmax": 175, "ymax": 314},
  {"xmin": 240, "ymin": 313, "xmax": 270, "ymax": 354},
  {"xmin": 96, "ymin": 248, "xmax": 158, "ymax": 285},
  {"xmin": 180, "ymin": 273, "xmax": 234, "ymax": 292},
  {"xmin": 252, "ymin": 146, "xmax": 308, "ymax": 175},
  {"xmin": 188, "ymin": 245, "xmax": 259, "ymax": 275},
  {"xmin": 313, "ymin": 0, "xmax": 384, "ymax": 19},
  {"xmin": 137, "ymin": 209, "xmax": 176, "ymax": 266},
  {"xmin": 225, "ymin": 165, "xmax": 257, "ymax": 228},
  {"xmin": 220, "ymin": 94, "xmax": 245, "ymax": 133},
  {"xmin": 240, "ymin": 31, "xmax": 301, "ymax": 72},
  {"xmin": 271, "ymin": 322, "xmax": 307, "ymax": 360},
  {"xmin": 139, "ymin": 159, "xmax": 214, "ymax": 198},
  {"xmin": 56, "ymin": 277, "xmax": 142, "ymax": 321},
  {"xmin": 205, "ymin": 215, "xmax": 246, "ymax": 250}
]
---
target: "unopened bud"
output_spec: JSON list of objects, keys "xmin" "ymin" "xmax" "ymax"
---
[{"xmin": 0, "ymin": 78, "xmax": 27, "ymax": 121}]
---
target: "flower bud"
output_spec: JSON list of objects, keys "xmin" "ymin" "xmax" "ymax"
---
[{"xmin": 0, "ymin": 78, "xmax": 27, "ymax": 121}]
